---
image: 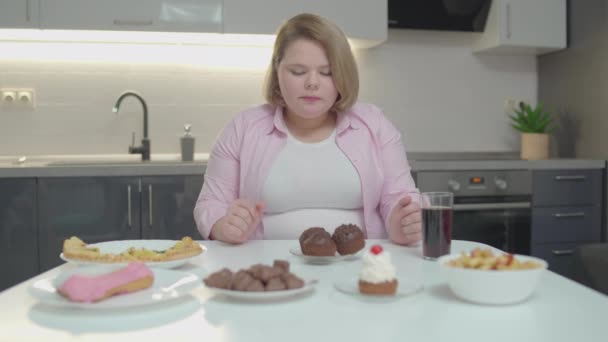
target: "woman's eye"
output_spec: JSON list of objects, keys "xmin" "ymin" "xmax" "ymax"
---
[
  {"xmin": 290, "ymin": 70, "xmax": 305, "ymax": 76},
  {"xmin": 320, "ymin": 71, "xmax": 332, "ymax": 76}
]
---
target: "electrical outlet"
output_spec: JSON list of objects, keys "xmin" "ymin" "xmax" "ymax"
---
[
  {"xmin": 1, "ymin": 88, "xmax": 35, "ymax": 108},
  {"xmin": 1, "ymin": 90, "xmax": 16, "ymax": 103},
  {"xmin": 17, "ymin": 90, "xmax": 33, "ymax": 104},
  {"xmin": 504, "ymin": 98, "xmax": 517, "ymax": 114}
]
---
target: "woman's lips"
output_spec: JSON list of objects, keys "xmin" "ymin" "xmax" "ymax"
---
[{"xmin": 301, "ymin": 96, "xmax": 321, "ymax": 102}]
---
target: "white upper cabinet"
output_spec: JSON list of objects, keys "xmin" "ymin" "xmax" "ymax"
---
[
  {"xmin": 473, "ymin": 0, "xmax": 566, "ymax": 55},
  {"xmin": 223, "ymin": 0, "xmax": 388, "ymax": 48},
  {"xmin": 40, "ymin": 0, "xmax": 222, "ymax": 33},
  {"xmin": 3, "ymin": 0, "xmax": 387, "ymax": 49},
  {"xmin": 0, "ymin": 0, "xmax": 40, "ymax": 28}
]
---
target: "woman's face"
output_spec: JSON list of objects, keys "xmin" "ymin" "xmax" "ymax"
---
[{"xmin": 277, "ymin": 39, "xmax": 339, "ymax": 120}]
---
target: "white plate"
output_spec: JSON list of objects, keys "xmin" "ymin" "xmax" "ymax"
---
[
  {"xmin": 203, "ymin": 279, "xmax": 318, "ymax": 301},
  {"xmin": 60, "ymin": 239, "xmax": 206, "ymax": 269},
  {"xmin": 334, "ymin": 277, "xmax": 424, "ymax": 300},
  {"xmin": 289, "ymin": 247, "xmax": 362, "ymax": 264},
  {"xmin": 29, "ymin": 265, "xmax": 201, "ymax": 309}
]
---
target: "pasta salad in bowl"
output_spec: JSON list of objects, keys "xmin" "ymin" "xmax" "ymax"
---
[{"xmin": 438, "ymin": 248, "xmax": 548, "ymax": 305}]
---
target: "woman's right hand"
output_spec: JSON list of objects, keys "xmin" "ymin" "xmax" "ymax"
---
[{"xmin": 210, "ymin": 199, "xmax": 265, "ymax": 244}]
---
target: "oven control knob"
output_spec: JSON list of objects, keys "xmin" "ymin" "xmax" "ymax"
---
[
  {"xmin": 447, "ymin": 180, "xmax": 461, "ymax": 192},
  {"xmin": 495, "ymin": 178, "xmax": 508, "ymax": 190}
]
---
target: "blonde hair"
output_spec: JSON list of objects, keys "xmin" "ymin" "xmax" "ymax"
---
[{"xmin": 263, "ymin": 13, "xmax": 359, "ymax": 112}]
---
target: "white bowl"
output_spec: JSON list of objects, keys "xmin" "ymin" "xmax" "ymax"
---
[{"xmin": 437, "ymin": 253, "xmax": 548, "ymax": 305}]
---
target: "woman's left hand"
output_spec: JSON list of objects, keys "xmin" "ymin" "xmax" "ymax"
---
[{"xmin": 388, "ymin": 195, "xmax": 422, "ymax": 245}]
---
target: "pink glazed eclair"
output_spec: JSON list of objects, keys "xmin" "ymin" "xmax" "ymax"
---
[{"xmin": 58, "ymin": 262, "xmax": 154, "ymax": 303}]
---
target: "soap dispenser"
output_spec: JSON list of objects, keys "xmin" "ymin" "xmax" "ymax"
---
[{"xmin": 180, "ymin": 124, "xmax": 195, "ymax": 162}]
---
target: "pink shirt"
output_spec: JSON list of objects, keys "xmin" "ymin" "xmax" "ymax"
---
[{"xmin": 194, "ymin": 102, "xmax": 417, "ymax": 240}]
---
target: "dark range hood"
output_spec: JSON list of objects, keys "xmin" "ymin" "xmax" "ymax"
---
[{"xmin": 388, "ymin": 0, "xmax": 491, "ymax": 32}]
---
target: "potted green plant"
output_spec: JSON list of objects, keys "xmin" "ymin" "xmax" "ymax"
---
[{"xmin": 509, "ymin": 101, "xmax": 557, "ymax": 160}]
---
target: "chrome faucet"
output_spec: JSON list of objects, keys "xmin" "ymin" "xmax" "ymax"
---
[{"xmin": 113, "ymin": 91, "xmax": 151, "ymax": 161}]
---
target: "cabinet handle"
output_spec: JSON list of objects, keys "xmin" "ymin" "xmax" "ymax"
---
[
  {"xmin": 127, "ymin": 185, "xmax": 132, "ymax": 228},
  {"xmin": 552, "ymin": 212, "xmax": 585, "ymax": 218},
  {"xmin": 552, "ymin": 249, "xmax": 574, "ymax": 256},
  {"xmin": 453, "ymin": 202, "xmax": 530, "ymax": 211},
  {"xmin": 25, "ymin": 0, "xmax": 31, "ymax": 22},
  {"xmin": 113, "ymin": 19, "xmax": 154, "ymax": 26},
  {"xmin": 554, "ymin": 175, "xmax": 586, "ymax": 181},
  {"xmin": 148, "ymin": 184, "xmax": 153, "ymax": 227},
  {"xmin": 505, "ymin": 3, "xmax": 511, "ymax": 39}
]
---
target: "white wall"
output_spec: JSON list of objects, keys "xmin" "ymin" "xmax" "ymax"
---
[{"xmin": 0, "ymin": 29, "xmax": 537, "ymax": 156}]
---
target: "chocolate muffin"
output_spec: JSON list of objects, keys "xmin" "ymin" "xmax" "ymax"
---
[
  {"xmin": 332, "ymin": 224, "xmax": 365, "ymax": 255},
  {"xmin": 299, "ymin": 227, "xmax": 337, "ymax": 256},
  {"xmin": 298, "ymin": 227, "xmax": 326, "ymax": 245}
]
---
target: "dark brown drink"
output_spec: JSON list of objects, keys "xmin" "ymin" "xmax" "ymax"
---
[{"xmin": 422, "ymin": 206, "xmax": 453, "ymax": 259}]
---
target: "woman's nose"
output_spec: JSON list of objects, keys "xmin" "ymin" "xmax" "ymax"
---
[{"xmin": 305, "ymin": 73, "xmax": 320, "ymax": 90}]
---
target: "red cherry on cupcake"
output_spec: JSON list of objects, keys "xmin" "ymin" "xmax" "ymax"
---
[{"xmin": 370, "ymin": 245, "xmax": 383, "ymax": 255}]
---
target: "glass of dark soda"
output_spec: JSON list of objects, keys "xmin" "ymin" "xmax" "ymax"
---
[{"xmin": 421, "ymin": 192, "xmax": 453, "ymax": 260}]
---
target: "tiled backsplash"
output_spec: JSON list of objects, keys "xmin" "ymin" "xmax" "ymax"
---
[{"xmin": 0, "ymin": 29, "xmax": 537, "ymax": 156}]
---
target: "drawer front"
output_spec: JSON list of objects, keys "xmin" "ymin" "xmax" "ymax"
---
[
  {"xmin": 532, "ymin": 243, "xmax": 579, "ymax": 280},
  {"xmin": 532, "ymin": 206, "xmax": 602, "ymax": 244},
  {"xmin": 533, "ymin": 169, "xmax": 602, "ymax": 206}
]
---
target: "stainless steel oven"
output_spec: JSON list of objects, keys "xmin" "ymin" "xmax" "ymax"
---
[{"xmin": 417, "ymin": 170, "xmax": 532, "ymax": 254}]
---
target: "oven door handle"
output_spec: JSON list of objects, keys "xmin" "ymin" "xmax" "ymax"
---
[{"xmin": 453, "ymin": 202, "xmax": 531, "ymax": 211}]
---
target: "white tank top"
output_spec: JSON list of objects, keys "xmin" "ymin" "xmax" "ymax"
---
[{"xmin": 261, "ymin": 129, "xmax": 364, "ymax": 239}]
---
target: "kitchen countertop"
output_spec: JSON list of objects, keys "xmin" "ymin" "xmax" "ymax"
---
[
  {"xmin": 0, "ymin": 154, "xmax": 208, "ymax": 178},
  {"xmin": 0, "ymin": 153, "xmax": 604, "ymax": 178},
  {"xmin": 407, "ymin": 151, "xmax": 607, "ymax": 170},
  {"xmin": 0, "ymin": 240, "xmax": 606, "ymax": 342},
  {"xmin": 410, "ymin": 159, "xmax": 606, "ymax": 171}
]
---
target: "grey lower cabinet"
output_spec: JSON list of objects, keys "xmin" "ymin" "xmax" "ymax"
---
[
  {"xmin": 0, "ymin": 178, "xmax": 38, "ymax": 291},
  {"xmin": 140, "ymin": 176, "xmax": 204, "ymax": 240},
  {"xmin": 38, "ymin": 177, "xmax": 141, "ymax": 272},
  {"xmin": 37, "ymin": 175, "xmax": 204, "ymax": 272},
  {"xmin": 531, "ymin": 169, "xmax": 603, "ymax": 280}
]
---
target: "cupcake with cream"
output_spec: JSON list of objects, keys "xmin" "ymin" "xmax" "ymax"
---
[{"xmin": 358, "ymin": 245, "xmax": 398, "ymax": 295}]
